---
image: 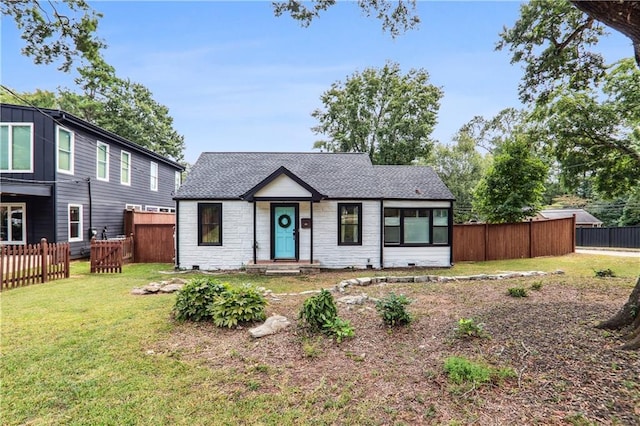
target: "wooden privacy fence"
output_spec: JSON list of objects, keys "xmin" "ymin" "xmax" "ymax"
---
[
  {"xmin": 453, "ymin": 216, "xmax": 576, "ymax": 262},
  {"xmin": 90, "ymin": 235, "xmax": 134, "ymax": 273},
  {"xmin": 125, "ymin": 210, "xmax": 175, "ymax": 263},
  {"xmin": 1, "ymin": 238, "xmax": 70, "ymax": 291}
]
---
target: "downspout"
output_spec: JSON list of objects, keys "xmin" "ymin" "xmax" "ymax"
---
[
  {"xmin": 87, "ymin": 176, "xmax": 93, "ymax": 236},
  {"xmin": 449, "ymin": 202, "xmax": 454, "ymax": 266},
  {"xmin": 253, "ymin": 202, "xmax": 257, "ymax": 265},
  {"xmin": 379, "ymin": 199, "xmax": 384, "ymax": 268},
  {"xmin": 175, "ymin": 201, "xmax": 180, "ymax": 269},
  {"xmin": 310, "ymin": 201, "xmax": 313, "ymax": 264}
]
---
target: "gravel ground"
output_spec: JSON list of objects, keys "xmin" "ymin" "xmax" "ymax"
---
[{"xmin": 157, "ymin": 276, "xmax": 640, "ymax": 425}]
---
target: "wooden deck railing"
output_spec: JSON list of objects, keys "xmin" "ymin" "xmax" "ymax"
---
[{"xmin": 1, "ymin": 238, "xmax": 70, "ymax": 291}]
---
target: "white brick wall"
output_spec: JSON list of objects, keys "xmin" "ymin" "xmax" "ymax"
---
[
  {"xmin": 178, "ymin": 199, "xmax": 452, "ymax": 270},
  {"xmin": 177, "ymin": 200, "xmax": 253, "ymax": 270}
]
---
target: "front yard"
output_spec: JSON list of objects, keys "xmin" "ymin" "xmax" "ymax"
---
[{"xmin": 1, "ymin": 254, "xmax": 639, "ymax": 425}]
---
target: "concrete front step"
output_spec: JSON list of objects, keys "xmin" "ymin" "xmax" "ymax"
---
[{"xmin": 265, "ymin": 269, "xmax": 301, "ymax": 276}]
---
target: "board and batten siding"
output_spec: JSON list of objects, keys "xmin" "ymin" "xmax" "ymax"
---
[{"xmin": 381, "ymin": 199, "xmax": 452, "ymax": 268}]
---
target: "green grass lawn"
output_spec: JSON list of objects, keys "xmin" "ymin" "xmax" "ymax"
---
[{"xmin": 1, "ymin": 254, "xmax": 638, "ymax": 425}]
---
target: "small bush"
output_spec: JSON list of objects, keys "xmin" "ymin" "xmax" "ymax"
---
[
  {"xmin": 173, "ymin": 277, "xmax": 227, "ymax": 321},
  {"xmin": 507, "ymin": 287, "xmax": 528, "ymax": 298},
  {"xmin": 454, "ymin": 317, "xmax": 487, "ymax": 339},
  {"xmin": 323, "ymin": 317, "xmax": 355, "ymax": 343},
  {"xmin": 594, "ymin": 268, "xmax": 616, "ymax": 278},
  {"xmin": 299, "ymin": 289, "xmax": 338, "ymax": 331},
  {"xmin": 443, "ymin": 356, "xmax": 515, "ymax": 386},
  {"xmin": 209, "ymin": 283, "xmax": 267, "ymax": 328},
  {"xmin": 530, "ymin": 281, "xmax": 543, "ymax": 291},
  {"xmin": 376, "ymin": 292, "xmax": 413, "ymax": 327}
]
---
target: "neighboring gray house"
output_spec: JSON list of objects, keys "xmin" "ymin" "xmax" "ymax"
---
[
  {"xmin": 1, "ymin": 104, "xmax": 184, "ymax": 258},
  {"xmin": 174, "ymin": 152, "xmax": 455, "ymax": 270},
  {"xmin": 537, "ymin": 208, "xmax": 603, "ymax": 228}
]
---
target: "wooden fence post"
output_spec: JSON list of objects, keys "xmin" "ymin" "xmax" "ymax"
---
[
  {"xmin": 484, "ymin": 222, "xmax": 489, "ymax": 261},
  {"xmin": 529, "ymin": 219, "xmax": 533, "ymax": 258},
  {"xmin": 40, "ymin": 238, "xmax": 48, "ymax": 283}
]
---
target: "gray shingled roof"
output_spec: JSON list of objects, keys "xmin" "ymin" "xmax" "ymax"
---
[
  {"xmin": 539, "ymin": 209, "xmax": 603, "ymax": 225},
  {"xmin": 175, "ymin": 152, "xmax": 454, "ymax": 201}
]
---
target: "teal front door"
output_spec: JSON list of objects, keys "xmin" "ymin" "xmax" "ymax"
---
[{"xmin": 273, "ymin": 205, "xmax": 296, "ymax": 259}]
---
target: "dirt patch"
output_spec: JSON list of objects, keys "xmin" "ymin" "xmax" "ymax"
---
[{"xmin": 156, "ymin": 276, "xmax": 640, "ymax": 425}]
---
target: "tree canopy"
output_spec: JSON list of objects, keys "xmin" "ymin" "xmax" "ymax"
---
[
  {"xmin": 312, "ymin": 62, "xmax": 442, "ymax": 165},
  {"xmin": 473, "ymin": 137, "xmax": 548, "ymax": 224}
]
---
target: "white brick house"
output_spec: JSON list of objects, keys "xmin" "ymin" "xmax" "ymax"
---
[{"xmin": 174, "ymin": 152, "xmax": 454, "ymax": 270}]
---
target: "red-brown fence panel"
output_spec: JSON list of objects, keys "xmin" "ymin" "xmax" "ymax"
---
[
  {"xmin": 453, "ymin": 216, "xmax": 575, "ymax": 262},
  {"xmin": 1, "ymin": 239, "xmax": 70, "ymax": 291},
  {"xmin": 90, "ymin": 236, "xmax": 134, "ymax": 273}
]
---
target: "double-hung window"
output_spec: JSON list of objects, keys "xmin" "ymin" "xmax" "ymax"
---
[
  {"xmin": 68, "ymin": 204, "xmax": 83, "ymax": 242},
  {"xmin": 96, "ymin": 141, "xmax": 109, "ymax": 181},
  {"xmin": 0, "ymin": 123, "xmax": 33, "ymax": 172},
  {"xmin": 0, "ymin": 203, "xmax": 26, "ymax": 244},
  {"xmin": 150, "ymin": 162, "xmax": 158, "ymax": 191},
  {"xmin": 384, "ymin": 208, "xmax": 449, "ymax": 246},
  {"xmin": 121, "ymin": 151, "xmax": 131, "ymax": 185},
  {"xmin": 198, "ymin": 203, "xmax": 222, "ymax": 245},
  {"xmin": 338, "ymin": 203, "xmax": 362, "ymax": 245},
  {"xmin": 57, "ymin": 126, "xmax": 74, "ymax": 174}
]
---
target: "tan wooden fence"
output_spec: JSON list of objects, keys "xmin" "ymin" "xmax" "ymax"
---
[
  {"xmin": 90, "ymin": 235, "xmax": 134, "ymax": 273},
  {"xmin": 1, "ymin": 238, "xmax": 70, "ymax": 291},
  {"xmin": 453, "ymin": 216, "xmax": 576, "ymax": 262}
]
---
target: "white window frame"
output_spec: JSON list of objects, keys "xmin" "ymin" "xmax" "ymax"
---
[
  {"xmin": 96, "ymin": 141, "xmax": 109, "ymax": 182},
  {"xmin": 174, "ymin": 170, "xmax": 181, "ymax": 192},
  {"xmin": 150, "ymin": 161, "xmax": 158, "ymax": 191},
  {"xmin": 0, "ymin": 203, "xmax": 27, "ymax": 245},
  {"xmin": 56, "ymin": 126, "xmax": 75, "ymax": 175},
  {"xmin": 68, "ymin": 204, "xmax": 83, "ymax": 242},
  {"xmin": 0, "ymin": 122, "xmax": 34, "ymax": 173},
  {"xmin": 125, "ymin": 204, "xmax": 142, "ymax": 211},
  {"xmin": 121, "ymin": 151, "xmax": 131, "ymax": 186},
  {"xmin": 144, "ymin": 205, "xmax": 175, "ymax": 213}
]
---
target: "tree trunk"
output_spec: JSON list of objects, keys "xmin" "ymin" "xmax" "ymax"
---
[
  {"xmin": 596, "ymin": 276, "xmax": 640, "ymax": 350},
  {"xmin": 571, "ymin": 1, "xmax": 640, "ymax": 66}
]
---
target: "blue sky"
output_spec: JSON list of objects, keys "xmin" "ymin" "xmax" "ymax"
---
[{"xmin": 1, "ymin": 1, "xmax": 632, "ymax": 164}]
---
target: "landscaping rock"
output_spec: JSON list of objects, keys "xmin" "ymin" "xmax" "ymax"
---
[
  {"xmin": 337, "ymin": 294, "xmax": 369, "ymax": 305},
  {"xmin": 249, "ymin": 315, "xmax": 291, "ymax": 338},
  {"xmin": 159, "ymin": 283, "xmax": 183, "ymax": 293}
]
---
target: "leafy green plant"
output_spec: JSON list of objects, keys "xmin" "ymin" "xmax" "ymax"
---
[
  {"xmin": 209, "ymin": 283, "xmax": 267, "ymax": 328},
  {"xmin": 322, "ymin": 317, "xmax": 355, "ymax": 343},
  {"xmin": 594, "ymin": 268, "xmax": 616, "ymax": 278},
  {"xmin": 507, "ymin": 287, "xmax": 528, "ymax": 298},
  {"xmin": 443, "ymin": 356, "xmax": 515, "ymax": 387},
  {"xmin": 173, "ymin": 277, "xmax": 227, "ymax": 321},
  {"xmin": 454, "ymin": 317, "xmax": 487, "ymax": 339},
  {"xmin": 375, "ymin": 292, "xmax": 413, "ymax": 327},
  {"xmin": 530, "ymin": 281, "xmax": 543, "ymax": 291},
  {"xmin": 299, "ymin": 289, "xmax": 338, "ymax": 331}
]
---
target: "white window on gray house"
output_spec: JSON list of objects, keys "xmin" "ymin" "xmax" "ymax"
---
[
  {"xmin": 96, "ymin": 141, "xmax": 109, "ymax": 181},
  {"xmin": 174, "ymin": 170, "xmax": 181, "ymax": 192},
  {"xmin": 121, "ymin": 151, "xmax": 131, "ymax": 186},
  {"xmin": 57, "ymin": 126, "xmax": 74, "ymax": 174},
  {"xmin": 0, "ymin": 123, "xmax": 33, "ymax": 172},
  {"xmin": 68, "ymin": 204, "xmax": 83, "ymax": 242},
  {"xmin": 125, "ymin": 204, "xmax": 142, "ymax": 211},
  {"xmin": 150, "ymin": 161, "xmax": 158, "ymax": 191},
  {"xmin": 0, "ymin": 203, "xmax": 26, "ymax": 244}
]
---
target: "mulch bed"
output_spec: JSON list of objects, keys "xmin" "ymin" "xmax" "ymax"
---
[{"xmin": 156, "ymin": 276, "xmax": 640, "ymax": 425}]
